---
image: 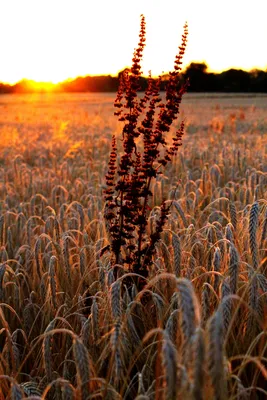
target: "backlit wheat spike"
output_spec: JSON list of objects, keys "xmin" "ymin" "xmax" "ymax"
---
[
  {"xmin": 177, "ymin": 278, "xmax": 200, "ymax": 353},
  {"xmin": 221, "ymin": 277, "xmax": 232, "ymax": 335},
  {"xmin": 11, "ymin": 383, "xmax": 23, "ymax": 400},
  {"xmin": 173, "ymin": 201, "xmax": 188, "ymax": 227},
  {"xmin": 161, "ymin": 240, "xmax": 171, "ymax": 272},
  {"xmin": 152, "ymin": 292, "xmax": 165, "ymax": 322},
  {"xmin": 254, "ymin": 184, "xmax": 261, "ymax": 200},
  {"xmin": 91, "ymin": 296, "xmax": 99, "ymax": 342},
  {"xmin": 20, "ymin": 382, "xmax": 42, "ymax": 397},
  {"xmin": 170, "ymin": 291, "xmax": 179, "ymax": 311},
  {"xmin": 229, "ymin": 244, "xmax": 239, "ymax": 294},
  {"xmin": 213, "ymin": 247, "xmax": 221, "ymax": 292},
  {"xmin": 195, "ymin": 188, "xmax": 203, "ymax": 208},
  {"xmin": 26, "ymin": 218, "xmax": 32, "ymax": 246},
  {"xmin": 165, "ymin": 309, "xmax": 179, "ymax": 344},
  {"xmin": 192, "ymin": 241, "xmax": 205, "ymax": 267},
  {"xmin": 216, "ymin": 228, "xmax": 225, "ymax": 260},
  {"xmin": 42, "ymin": 320, "xmax": 56, "ymax": 383},
  {"xmin": 210, "ymin": 164, "xmax": 221, "ymax": 186},
  {"xmin": 73, "ymin": 338, "xmax": 90, "ymax": 400},
  {"xmin": 79, "ymin": 248, "xmax": 85, "ymax": 277},
  {"xmin": 0, "ymin": 247, "xmax": 8, "ymax": 262},
  {"xmin": 75, "ymin": 201, "xmax": 85, "ymax": 231},
  {"xmin": 7, "ymin": 227, "xmax": 13, "ymax": 258},
  {"xmin": 207, "ymin": 225, "xmax": 217, "ymax": 244},
  {"xmin": 245, "ymin": 188, "xmax": 251, "ymax": 205},
  {"xmin": 48, "ymin": 255, "xmax": 57, "ymax": 309},
  {"xmin": 192, "ymin": 328, "xmax": 205, "ymax": 400},
  {"xmin": 40, "ymin": 272, "xmax": 48, "ymax": 303},
  {"xmin": 0, "ymin": 263, "xmax": 6, "ymax": 301},
  {"xmin": 111, "ymin": 280, "xmax": 121, "ymax": 320},
  {"xmin": 81, "ymin": 318, "xmax": 91, "ymax": 348},
  {"xmin": 34, "ymin": 238, "xmax": 42, "ymax": 279},
  {"xmin": 229, "ymin": 201, "xmax": 237, "ymax": 230},
  {"xmin": 54, "ymin": 217, "xmax": 60, "ymax": 243},
  {"xmin": 207, "ymin": 309, "xmax": 227, "ymax": 400},
  {"xmin": 256, "ymin": 273, "xmax": 267, "ymax": 293},
  {"xmin": 206, "ymin": 245, "xmax": 213, "ymax": 276},
  {"xmin": 12, "ymin": 341, "xmax": 20, "ymax": 370},
  {"xmin": 107, "ymin": 268, "xmax": 115, "ymax": 287},
  {"xmin": 126, "ymin": 310, "xmax": 140, "ymax": 347},
  {"xmin": 97, "ymin": 259, "xmax": 106, "ymax": 290},
  {"xmin": 249, "ymin": 201, "xmax": 259, "ymax": 270},
  {"xmin": 187, "ymin": 255, "xmax": 196, "ymax": 280},
  {"xmin": 246, "ymin": 271, "xmax": 258, "ymax": 337},
  {"xmin": 225, "ymin": 223, "xmax": 234, "ymax": 246},
  {"xmin": 44, "ymin": 216, "xmax": 53, "ymax": 236},
  {"xmin": 250, "ymin": 172, "xmax": 256, "ymax": 194},
  {"xmin": 201, "ymin": 283, "xmax": 209, "ymax": 328},
  {"xmin": 162, "ymin": 331, "xmax": 178, "ymax": 400},
  {"xmin": 62, "ymin": 381, "xmax": 75, "ymax": 400},
  {"xmin": 110, "ymin": 319, "xmax": 122, "ymax": 380},
  {"xmin": 172, "ymin": 233, "xmax": 181, "ymax": 277},
  {"xmin": 16, "ymin": 212, "xmax": 26, "ymax": 243},
  {"xmin": 63, "ymin": 235, "xmax": 71, "ymax": 281},
  {"xmin": 23, "ymin": 302, "xmax": 35, "ymax": 336},
  {"xmin": 201, "ymin": 167, "xmax": 208, "ymax": 196}
]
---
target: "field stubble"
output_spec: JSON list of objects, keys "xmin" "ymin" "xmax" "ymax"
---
[{"xmin": 0, "ymin": 92, "xmax": 266, "ymax": 399}]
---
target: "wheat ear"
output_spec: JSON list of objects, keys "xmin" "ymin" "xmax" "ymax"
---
[
  {"xmin": 192, "ymin": 327, "xmax": 205, "ymax": 400},
  {"xmin": 207, "ymin": 309, "xmax": 227, "ymax": 400},
  {"xmin": 73, "ymin": 338, "xmax": 91, "ymax": 400},
  {"xmin": 162, "ymin": 331, "xmax": 178, "ymax": 400},
  {"xmin": 249, "ymin": 201, "xmax": 259, "ymax": 270},
  {"xmin": 229, "ymin": 244, "xmax": 239, "ymax": 294},
  {"xmin": 172, "ymin": 233, "xmax": 181, "ymax": 277}
]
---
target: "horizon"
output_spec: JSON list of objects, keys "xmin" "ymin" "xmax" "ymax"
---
[
  {"xmin": 0, "ymin": 0, "xmax": 266, "ymax": 85},
  {"xmin": 1, "ymin": 63, "xmax": 266, "ymax": 87}
]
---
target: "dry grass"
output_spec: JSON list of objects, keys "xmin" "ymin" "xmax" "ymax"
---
[{"xmin": 0, "ymin": 28, "xmax": 267, "ymax": 400}]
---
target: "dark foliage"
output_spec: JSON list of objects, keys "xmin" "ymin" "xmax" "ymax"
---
[{"xmin": 1, "ymin": 64, "xmax": 267, "ymax": 94}]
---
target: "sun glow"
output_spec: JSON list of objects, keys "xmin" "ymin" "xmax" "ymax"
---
[
  {"xmin": 25, "ymin": 81, "xmax": 57, "ymax": 91},
  {"xmin": 0, "ymin": 0, "xmax": 266, "ymax": 85}
]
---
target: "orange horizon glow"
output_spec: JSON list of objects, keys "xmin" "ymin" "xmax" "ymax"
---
[
  {"xmin": 1, "ymin": 62, "xmax": 266, "ymax": 87},
  {"xmin": 0, "ymin": 0, "xmax": 266, "ymax": 85}
]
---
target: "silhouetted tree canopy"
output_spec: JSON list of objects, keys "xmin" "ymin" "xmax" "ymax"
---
[{"xmin": 0, "ymin": 64, "xmax": 267, "ymax": 94}]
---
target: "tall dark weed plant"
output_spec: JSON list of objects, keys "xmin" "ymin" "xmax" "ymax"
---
[{"xmin": 104, "ymin": 15, "xmax": 188, "ymax": 281}]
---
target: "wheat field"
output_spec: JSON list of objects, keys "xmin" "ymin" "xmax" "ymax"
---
[{"xmin": 0, "ymin": 91, "xmax": 267, "ymax": 399}]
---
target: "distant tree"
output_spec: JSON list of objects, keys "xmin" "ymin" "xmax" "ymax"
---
[
  {"xmin": 184, "ymin": 62, "xmax": 209, "ymax": 91},
  {"xmin": 250, "ymin": 69, "xmax": 267, "ymax": 92},
  {"xmin": 219, "ymin": 69, "xmax": 251, "ymax": 92}
]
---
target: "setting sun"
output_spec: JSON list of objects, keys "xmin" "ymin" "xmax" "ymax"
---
[{"xmin": 0, "ymin": 0, "xmax": 266, "ymax": 84}]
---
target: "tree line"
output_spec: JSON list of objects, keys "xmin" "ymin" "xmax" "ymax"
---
[{"xmin": 0, "ymin": 63, "xmax": 267, "ymax": 94}]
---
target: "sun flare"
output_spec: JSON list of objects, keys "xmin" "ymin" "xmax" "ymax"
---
[{"xmin": 27, "ymin": 81, "xmax": 57, "ymax": 91}]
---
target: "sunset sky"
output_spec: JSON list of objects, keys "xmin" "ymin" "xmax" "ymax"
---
[{"xmin": 1, "ymin": 0, "xmax": 266, "ymax": 84}]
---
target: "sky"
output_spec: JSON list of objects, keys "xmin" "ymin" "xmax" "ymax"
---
[{"xmin": 0, "ymin": 0, "xmax": 266, "ymax": 84}]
